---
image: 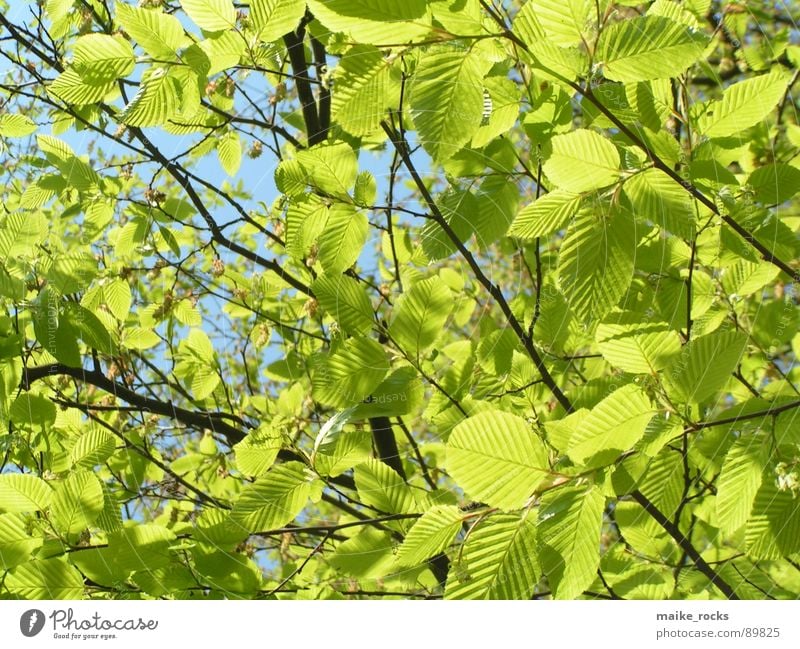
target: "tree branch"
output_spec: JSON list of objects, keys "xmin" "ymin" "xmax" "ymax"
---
[
  {"xmin": 631, "ymin": 491, "xmax": 739, "ymax": 599},
  {"xmin": 381, "ymin": 120, "xmax": 574, "ymax": 413}
]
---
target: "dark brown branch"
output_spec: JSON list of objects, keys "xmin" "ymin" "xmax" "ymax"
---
[
  {"xmin": 21, "ymin": 363, "xmax": 357, "ymax": 490},
  {"xmin": 687, "ymin": 399, "xmax": 800, "ymax": 432},
  {"xmin": 631, "ymin": 491, "xmax": 739, "ymax": 599},
  {"xmin": 381, "ymin": 120, "xmax": 574, "ymax": 413},
  {"xmin": 369, "ymin": 416, "xmax": 406, "ymax": 479},
  {"xmin": 284, "ymin": 25, "xmax": 322, "ymax": 145},
  {"xmin": 309, "ymin": 32, "xmax": 331, "ymax": 141}
]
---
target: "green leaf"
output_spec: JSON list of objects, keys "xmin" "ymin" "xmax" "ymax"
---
[
  {"xmin": 51, "ymin": 470, "xmax": 104, "ymax": 535},
  {"xmin": 557, "ymin": 208, "xmax": 636, "ymax": 322},
  {"xmin": 351, "ymin": 367, "xmax": 424, "ymax": 419},
  {"xmin": 354, "ymin": 459, "xmax": 419, "ymax": 515},
  {"xmin": 62, "ymin": 303, "xmax": 116, "ymax": 354},
  {"xmin": 73, "ymin": 34, "xmax": 135, "ymax": 84},
  {"xmin": 527, "ymin": 0, "xmax": 591, "ymax": 47},
  {"xmin": 445, "ymin": 512, "xmax": 538, "ymax": 599},
  {"xmin": 233, "ymin": 426, "xmax": 282, "ymax": 477},
  {"xmin": 716, "ymin": 434, "xmax": 767, "ymax": 536},
  {"xmin": 318, "ymin": 204, "xmax": 369, "ymax": 274},
  {"xmin": 250, "ymin": 0, "xmax": 306, "ymax": 43},
  {"xmin": 664, "ymin": 329, "xmax": 747, "ymax": 404},
  {"xmin": 181, "ymin": 0, "xmax": 236, "ymax": 31},
  {"xmin": 537, "ymin": 485, "xmax": 604, "ymax": 599},
  {"xmin": 389, "ymin": 275, "xmax": 452, "ymax": 359},
  {"xmin": 0, "ymin": 513, "xmax": 42, "ymax": 569},
  {"xmin": 10, "ymin": 392, "xmax": 57, "ymax": 430},
  {"xmin": 102, "ymin": 278, "xmax": 133, "ymax": 321},
  {"xmin": 395, "ymin": 505, "xmax": 463, "ymax": 567},
  {"xmin": 107, "ymin": 524, "xmax": 176, "ymax": 572},
  {"xmin": 311, "ymin": 274, "xmax": 374, "ymax": 335},
  {"xmin": 597, "ymin": 15, "xmax": 707, "ymax": 82},
  {"xmin": 697, "ymin": 69, "xmax": 790, "ymax": 138},
  {"xmin": 328, "ymin": 528, "xmax": 396, "ymax": 578},
  {"xmin": 543, "ymin": 129, "xmax": 620, "ymax": 192},
  {"xmin": 595, "ymin": 310, "xmax": 682, "ymax": 374},
  {"xmin": 624, "ymin": 168, "xmax": 697, "ymax": 238},
  {"xmin": 410, "ymin": 46, "xmax": 492, "ymax": 162},
  {"xmin": 748, "ymin": 163, "xmax": 800, "ymax": 205},
  {"xmin": 0, "ymin": 473, "xmax": 53, "ymax": 513},
  {"xmin": 6, "ymin": 557, "xmax": 85, "ymax": 599},
  {"xmin": 331, "ymin": 44, "xmax": 391, "ymax": 136},
  {"xmin": 231, "ymin": 462, "xmax": 311, "ymax": 532},
  {"xmin": 322, "ymin": 337, "xmax": 389, "ymax": 405},
  {"xmin": 70, "ymin": 428, "xmax": 116, "ymax": 468},
  {"xmin": 447, "ymin": 410, "xmax": 550, "ymax": 509},
  {"xmin": 217, "ymin": 130, "xmax": 242, "ymax": 176},
  {"xmin": 745, "ymin": 478, "xmax": 800, "ymax": 559},
  {"xmin": 0, "ymin": 113, "xmax": 37, "ymax": 137},
  {"xmin": 48, "ymin": 68, "xmax": 117, "ymax": 106},
  {"xmin": 197, "ymin": 30, "xmax": 245, "ymax": 75},
  {"xmin": 120, "ymin": 67, "xmax": 182, "ymax": 127},
  {"xmin": 0, "ymin": 212, "xmax": 48, "ymax": 257},
  {"xmin": 508, "ymin": 190, "xmax": 581, "ymax": 239},
  {"xmin": 420, "ymin": 189, "xmax": 476, "ymax": 261},
  {"xmin": 566, "ymin": 384, "xmax": 656, "ymax": 469},
  {"xmin": 721, "ymin": 260, "xmax": 780, "ymax": 298},
  {"xmin": 115, "ymin": 3, "xmax": 186, "ymax": 60},
  {"xmin": 473, "ymin": 175, "xmax": 520, "ymax": 247},
  {"xmin": 296, "ymin": 141, "xmax": 358, "ymax": 199},
  {"xmin": 307, "ymin": 0, "xmax": 431, "ymax": 45}
]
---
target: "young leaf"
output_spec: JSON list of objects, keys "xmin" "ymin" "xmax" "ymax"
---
[
  {"xmin": 307, "ymin": 0, "xmax": 431, "ymax": 45},
  {"xmin": 73, "ymin": 34, "xmax": 135, "ymax": 84},
  {"xmin": 745, "ymin": 478, "xmax": 800, "ymax": 559},
  {"xmin": 410, "ymin": 45, "xmax": 492, "ymax": 162},
  {"xmin": 543, "ymin": 129, "xmax": 620, "ymax": 193},
  {"xmin": 716, "ymin": 434, "xmax": 768, "ymax": 536},
  {"xmin": 0, "ymin": 513, "xmax": 42, "ymax": 570},
  {"xmin": 181, "ymin": 0, "xmax": 236, "ymax": 32},
  {"xmin": 664, "ymin": 329, "xmax": 748, "ymax": 404},
  {"xmin": 557, "ymin": 208, "xmax": 636, "ymax": 322},
  {"xmin": 231, "ymin": 462, "xmax": 311, "ymax": 532},
  {"xmin": 311, "ymin": 274, "xmax": 374, "ymax": 335},
  {"xmin": 566, "ymin": 384, "xmax": 656, "ymax": 469},
  {"xmin": 317, "ymin": 204, "xmax": 369, "ymax": 274},
  {"xmin": 217, "ymin": 130, "xmax": 242, "ymax": 176},
  {"xmin": 508, "ymin": 190, "xmax": 581, "ymax": 240},
  {"xmin": 115, "ymin": 3, "xmax": 186, "ymax": 60},
  {"xmin": 354, "ymin": 459, "xmax": 419, "ymax": 515},
  {"xmin": 395, "ymin": 505, "xmax": 463, "ymax": 567},
  {"xmin": 595, "ymin": 311, "xmax": 682, "ymax": 374},
  {"xmin": 447, "ymin": 410, "xmax": 550, "ymax": 509},
  {"xmin": 389, "ymin": 275, "xmax": 453, "ymax": 359},
  {"xmin": 0, "ymin": 114, "xmax": 37, "ymax": 137},
  {"xmin": 445, "ymin": 512, "xmax": 539, "ymax": 599},
  {"xmin": 697, "ymin": 69, "xmax": 790, "ymax": 138},
  {"xmin": 537, "ymin": 485, "xmax": 604, "ymax": 599},
  {"xmin": 527, "ymin": 0, "xmax": 591, "ymax": 47},
  {"xmin": 296, "ymin": 141, "xmax": 358, "ymax": 199},
  {"xmin": 623, "ymin": 168, "xmax": 697, "ymax": 238},
  {"xmin": 250, "ymin": 0, "xmax": 305, "ymax": 43},
  {"xmin": 6, "ymin": 557, "xmax": 84, "ymax": 599},
  {"xmin": 48, "ymin": 69, "xmax": 117, "ymax": 106},
  {"xmin": 331, "ymin": 44, "xmax": 391, "ymax": 136},
  {"xmin": 120, "ymin": 67, "xmax": 182, "ymax": 127},
  {"xmin": 597, "ymin": 16, "xmax": 707, "ymax": 82},
  {"xmin": 0, "ymin": 473, "xmax": 53, "ymax": 513},
  {"xmin": 51, "ymin": 471, "xmax": 104, "ymax": 535}
]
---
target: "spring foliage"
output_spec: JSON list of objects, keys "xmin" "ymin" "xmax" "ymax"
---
[{"xmin": 0, "ymin": 0, "xmax": 799, "ymax": 600}]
